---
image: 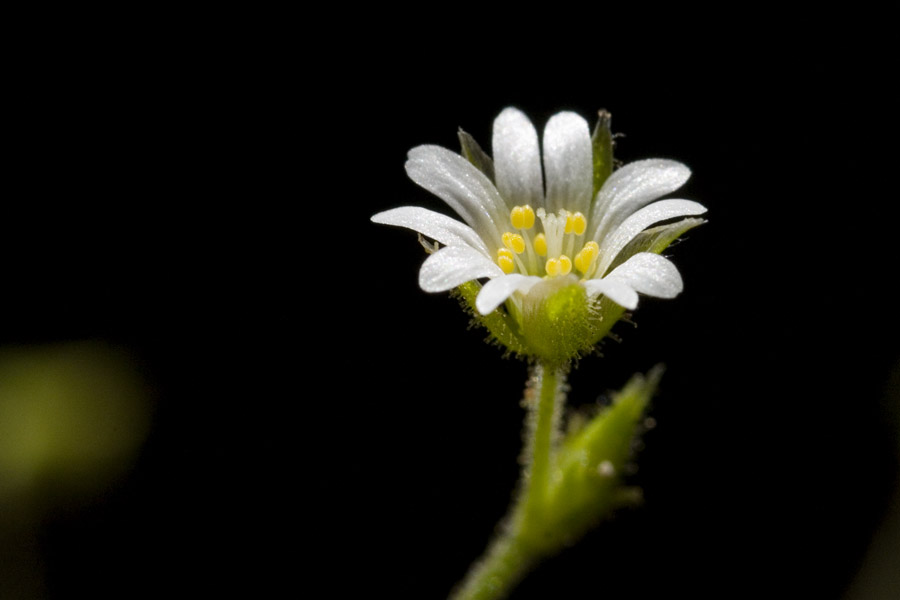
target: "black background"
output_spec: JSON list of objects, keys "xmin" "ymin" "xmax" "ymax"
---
[{"xmin": 4, "ymin": 17, "xmax": 898, "ymax": 600}]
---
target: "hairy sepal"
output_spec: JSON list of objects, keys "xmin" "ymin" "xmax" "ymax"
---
[
  {"xmin": 520, "ymin": 278, "xmax": 598, "ymax": 367},
  {"xmin": 454, "ymin": 281, "xmax": 528, "ymax": 356}
]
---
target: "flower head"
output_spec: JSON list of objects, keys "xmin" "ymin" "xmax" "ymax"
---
[{"xmin": 373, "ymin": 108, "xmax": 706, "ymax": 363}]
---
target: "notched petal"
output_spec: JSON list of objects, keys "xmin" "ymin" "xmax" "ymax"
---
[
  {"xmin": 590, "ymin": 159, "xmax": 693, "ymax": 241},
  {"xmin": 371, "ymin": 206, "xmax": 490, "ymax": 256},
  {"xmin": 604, "ymin": 253, "xmax": 683, "ymax": 299},
  {"xmin": 607, "ymin": 217, "xmax": 706, "ymax": 272},
  {"xmin": 596, "ymin": 199, "xmax": 707, "ymax": 276},
  {"xmin": 405, "ymin": 145, "xmax": 506, "ymax": 243},
  {"xmin": 582, "ymin": 278, "xmax": 639, "ymax": 310},
  {"xmin": 476, "ymin": 274, "xmax": 542, "ymax": 315},
  {"xmin": 492, "ymin": 107, "xmax": 543, "ymax": 209},
  {"xmin": 543, "ymin": 111, "xmax": 593, "ymax": 216},
  {"xmin": 418, "ymin": 245, "xmax": 503, "ymax": 293}
]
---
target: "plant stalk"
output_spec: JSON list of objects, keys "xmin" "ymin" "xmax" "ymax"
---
[{"xmin": 449, "ymin": 362, "xmax": 565, "ymax": 600}]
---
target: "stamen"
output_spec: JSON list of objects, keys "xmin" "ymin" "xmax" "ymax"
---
[
  {"xmin": 545, "ymin": 258, "xmax": 560, "ymax": 277},
  {"xmin": 501, "ymin": 232, "xmax": 526, "ymax": 254},
  {"xmin": 538, "ymin": 209, "xmax": 567, "ymax": 258},
  {"xmin": 571, "ymin": 212, "xmax": 587, "ymax": 235},
  {"xmin": 558, "ymin": 255, "xmax": 572, "ymax": 276},
  {"xmin": 510, "ymin": 205, "xmax": 535, "ymax": 230},
  {"xmin": 533, "ymin": 233, "xmax": 547, "ymax": 256},
  {"xmin": 497, "ymin": 248, "xmax": 515, "ymax": 274},
  {"xmin": 574, "ymin": 241, "xmax": 599, "ymax": 274},
  {"xmin": 564, "ymin": 211, "xmax": 575, "ymax": 234}
]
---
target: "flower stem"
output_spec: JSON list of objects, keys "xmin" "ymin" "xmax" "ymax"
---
[
  {"xmin": 446, "ymin": 536, "xmax": 531, "ymax": 600},
  {"xmin": 520, "ymin": 363, "xmax": 561, "ymax": 530},
  {"xmin": 449, "ymin": 362, "xmax": 566, "ymax": 600}
]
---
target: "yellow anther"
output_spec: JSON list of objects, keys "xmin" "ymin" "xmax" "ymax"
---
[
  {"xmin": 510, "ymin": 205, "xmax": 535, "ymax": 230},
  {"xmin": 501, "ymin": 231, "xmax": 526, "ymax": 254},
  {"xmin": 497, "ymin": 248, "xmax": 515, "ymax": 274},
  {"xmin": 574, "ymin": 241, "xmax": 599, "ymax": 274},
  {"xmin": 574, "ymin": 251, "xmax": 590, "ymax": 274},
  {"xmin": 559, "ymin": 255, "xmax": 572, "ymax": 276},
  {"xmin": 533, "ymin": 233, "xmax": 547, "ymax": 256},
  {"xmin": 511, "ymin": 207, "xmax": 525, "ymax": 229},
  {"xmin": 564, "ymin": 211, "xmax": 575, "ymax": 234},
  {"xmin": 571, "ymin": 212, "xmax": 587, "ymax": 235},
  {"xmin": 523, "ymin": 205, "xmax": 535, "ymax": 229},
  {"xmin": 545, "ymin": 258, "xmax": 560, "ymax": 277}
]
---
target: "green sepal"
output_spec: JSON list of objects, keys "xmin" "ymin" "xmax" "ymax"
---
[
  {"xmin": 458, "ymin": 128, "xmax": 496, "ymax": 184},
  {"xmin": 607, "ymin": 217, "xmax": 706, "ymax": 273},
  {"xmin": 591, "ymin": 109, "xmax": 614, "ymax": 200},
  {"xmin": 453, "ymin": 280, "xmax": 528, "ymax": 356},
  {"xmin": 507, "ymin": 277, "xmax": 633, "ymax": 367},
  {"xmin": 586, "ymin": 296, "xmax": 628, "ymax": 348},
  {"xmin": 520, "ymin": 278, "xmax": 598, "ymax": 368}
]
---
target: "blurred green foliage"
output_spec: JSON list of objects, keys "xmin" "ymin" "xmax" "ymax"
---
[{"xmin": 0, "ymin": 342, "xmax": 151, "ymax": 503}]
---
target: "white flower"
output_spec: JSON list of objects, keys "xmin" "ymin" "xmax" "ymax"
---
[{"xmin": 372, "ymin": 108, "xmax": 706, "ymax": 318}]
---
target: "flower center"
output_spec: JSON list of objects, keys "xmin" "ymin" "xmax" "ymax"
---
[{"xmin": 495, "ymin": 206, "xmax": 599, "ymax": 278}]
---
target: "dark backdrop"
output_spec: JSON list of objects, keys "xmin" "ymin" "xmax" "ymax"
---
[{"xmin": 4, "ymin": 21, "xmax": 898, "ymax": 600}]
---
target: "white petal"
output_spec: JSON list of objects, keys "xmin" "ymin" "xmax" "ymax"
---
[
  {"xmin": 475, "ymin": 273, "xmax": 542, "ymax": 315},
  {"xmin": 596, "ymin": 199, "xmax": 707, "ymax": 276},
  {"xmin": 371, "ymin": 206, "xmax": 490, "ymax": 256},
  {"xmin": 589, "ymin": 159, "xmax": 692, "ymax": 242},
  {"xmin": 418, "ymin": 245, "xmax": 503, "ymax": 293},
  {"xmin": 608, "ymin": 217, "xmax": 706, "ymax": 271},
  {"xmin": 492, "ymin": 107, "xmax": 544, "ymax": 210},
  {"xmin": 602, "ymin": 252, "xmax": 683, "ymax": 299},
  {"xmin": 582, "ymin": 278, "xmax": 639, "ymax": 310},
  {"xmin": 406, "ymin": 145, "xmax": 506, "ymax": 245},
  {"xmin": 542, "ymin": 111, "xmax": 593, "ymax": 216}
]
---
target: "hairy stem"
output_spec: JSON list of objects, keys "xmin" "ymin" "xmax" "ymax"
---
[
  {"xmin": 450, "ymin": 362, "xmax": 566, "ymax": 600},
  {"xmin": 520, "ymin": 363, "xmax": 560, "ymax": 530}
]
